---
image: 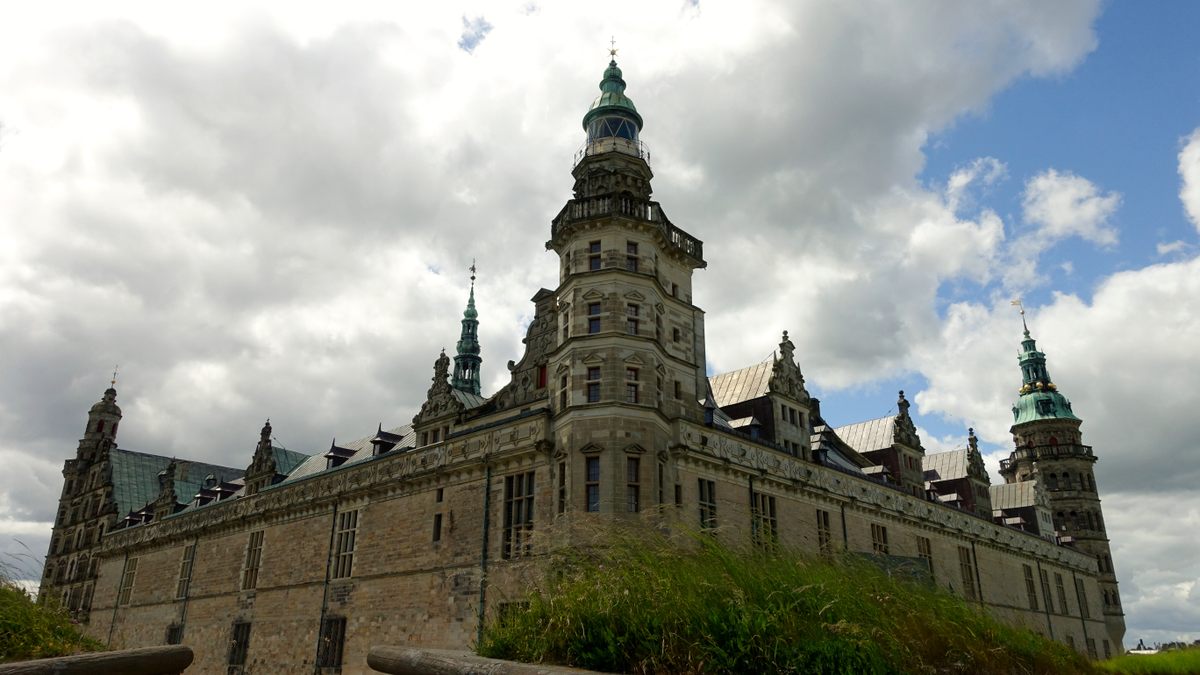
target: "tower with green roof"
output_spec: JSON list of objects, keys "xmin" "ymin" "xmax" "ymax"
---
[
  {"xmin": 999, "ymin": 324, "xmax": 1124, "ymax": 651},
  {"xmin": 451, "ymin": 264, "xmax": 482, "ymax": 396}
]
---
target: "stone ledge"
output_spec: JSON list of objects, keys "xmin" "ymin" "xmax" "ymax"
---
[
  {"xmin": 368, "ymin": 647, "xmax": 600, "ymax": 675},
  {"xmin": 0, "ymin": 646, "xmax": 192, "ymax": 675}
]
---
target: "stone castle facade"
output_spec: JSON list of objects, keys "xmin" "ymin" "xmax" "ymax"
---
[{"xmin": 41, "ymin": 58, "xmax": 1124, "ymax": 673}]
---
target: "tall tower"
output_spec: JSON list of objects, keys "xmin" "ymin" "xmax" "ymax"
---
[
  {"xmin": 998, "ymin": 326, "xmax": 1125, "ymax": 651},
  {"xmin": 40, "ymin": 381, "xmax": 123, "ymax": 614},
  {"xmin": 545, "ymin": 53, "xmax": 706, "ymax": 512},
  {"xmin": 451, "ymin": 265, "xmax": 482, "ymax": 396}
]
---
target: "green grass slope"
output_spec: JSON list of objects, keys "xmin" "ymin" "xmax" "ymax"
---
[
  {"xmin": 1097, "ymin": 647, "xmax": 1200, "ymax": 674},
  {"xmin": 478, "ymin": 528, "xmax": 1096, "ymax": 674}
]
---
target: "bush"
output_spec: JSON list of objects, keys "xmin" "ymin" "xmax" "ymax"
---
[
  {"xmin": 478, "ymin": 527, "xmax": 1096, "ymax": 674},
  {"xmin": 0, "ymin": 580, "xmax": 105, "ymax": 663}
]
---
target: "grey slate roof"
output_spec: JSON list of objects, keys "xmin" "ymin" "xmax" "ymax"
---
[
  {"xmin": 281, "ymin": 424, "xmax": 416, "ymax": 485},
  {"xmin": 452, "ymin": 390, "xmax": 487, "ymax": 409},
  {"xmin": 109, "ymin": 448, "xmax": 244, "ymax": 517},
  {"xmin": 990, "ymin": 481, "xmax": 1040, "ymax": 510},
  {"xmin": 708, "ymin": 361, "xmax": 772, "ymax": 408},
  {"xmin": 832, "ymin": 416, "xmax": 895, "ymax": 454},
  {"xmin": 923, "ymin": 449, "xmax": 968, "ymax": 482}
]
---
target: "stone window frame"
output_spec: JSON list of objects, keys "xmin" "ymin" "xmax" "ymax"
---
[
  {"xmin": 697, "ymin": 478, "xmax": 717, "ymax": 530},
  {"xmin": 816, "ymin": 508, "xmax": 833, "ymax": 554},
  {"xmin": 117, "ymin": 556, "xmax": 138, "ymax": 606},
  {"xmin": 625, "ymin": 456, "xmax": 640, "ymax": 513},
  {"xmin": 752, "ymin": 493, "xmax": 778, "ymax": 550},
  {"xmin": 588, "ymin": 240, "xmax": 602, "ymax": 271},
  {"xmin": 958, "ymin": 546, "xmax": 978, "ymax": 601},
  {"xmin": 587, "ymin": 302, "xmax": 602, "ymax": 334},
  {"xmin": 870, "ymin": 523, "xmax": 889, "ymax": 555},
  {"xmin": 585, "ymin": 455, "xmax": 601, "ymax": 513},
  {"xmin": 1023, "ymin": 564, "xmax": 1039, "ymax": 611},
  {"xmin": 331, "ymin": 510, "xmax": 359, "ymax": 580},
  {"xmin": 625, "ymin": 367, "xmax": 639, "ymax": 404},
  {"xmin": 557, "ymin": 461, "xmax": 567, "ymax": 515},
  {"xmin": 502, "ymin": 471, "xmax": 535, "ymax": 559},
  {"xmin": 317, "ymin": 616, "xmax": 348, "ymax": 670},
  {"xmin": 626, "ymin": 304, "xmax": 639, "ymax": 335},
  {"xmin": 586, "ymin": 367, "xmax": 601, "ymax": 403},
  {"xmin": 228, "ymin": 620, "xmax": 252, "ymax": 668},
  {"xmin": 916, "ymin": 536, "xmax": 933, "ymax": 574},
  {"xmin": 241, "ymin": 530, "xmax": 265, "ymax": 591},
  {"xmin": 1055, "ymin": 573, "xmax": 1070, "ymax": 616},
  {"xmin": 175, "ymin": 542, "xmax": 196, "ymax": 600}
]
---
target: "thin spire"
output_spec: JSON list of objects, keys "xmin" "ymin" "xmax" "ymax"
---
[
  {"xmin": 609, "ymin": 36, "xmax": 618, "ymax": 60},
  {"xmin": 110, "ymin": 364, "xmax": 119, "ymax": 388},
  {"xmin": 1010, "ymin": 298, "xmax": 1029, "ymax": 336}
]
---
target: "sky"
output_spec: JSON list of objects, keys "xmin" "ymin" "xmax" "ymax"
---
[{"xmin": 1, "ymin": 0, "xmax": 1197, "ymax": 647}]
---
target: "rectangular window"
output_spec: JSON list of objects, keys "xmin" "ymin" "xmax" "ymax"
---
[
  {"xmin": 674, "ymin": 380, "xmax": 682, "ymax": 399},
  {"xmin": 588, "ymin": 240, "xmax": 601, "ymax": 271},
  {"xmin": 626, "ymin": 241, "xmax": 638, "ymax": 272},
  {"xmin": 871, "ymin": 524, "xmax": 889, "ymax": 555},
  {"xmin": 1040, "ymin": 569, "xmax": 1055, "ymax": 614},
  {"xmin": 166, "ymin": 623, "xmax": 184, "ymax": 645},
  {"xmin": 625, "ymin": 368, "xmax": 639, "ymax": 404},
  {"xmin": 672, "ymin": 327, "xmax": 681, "ymax": 342},
  {"xmin": 588, "ymin": 302, "xmax": 601, "ymax": 334},
  {"xmin": 432, "ymin": 513, "xmax": 443, "ymax": 543},
  {"xmin": 241, "ymin": 531, "xmax": 264, "ymax": 590},
  {"xmin": 436, "ymin": 487, "xmax": 444, "ymax": 503},
  {"xmin": 557, "ymin": 461, "xmax": 567, "ymax": 515},
  {"xmin": 657, "ymin": 462, "xmax": 664, "ymax": 505},
  {"xmin": 958, "ymin": 546, "xmax": 978, "ymax": 601},
  {"xmin": 1076, "ymin": 579, "xmax": 1090, "ymax": 618},
  {"xmin": 752, "ymin": 493, "xmax": 778, "ymax": 549},
  {"xmin": 1086, "ymin": 638, "xmax": 1097, "ymax": 660},
  {"xmin": 175, "ymin": 543, "xmax": 196, "ymax": 600},
  {"xmin": 331, "ymin": 511, "xmax": 358, "ymax": 579},
  {"xmin": 626, "ymin": 304, "xmax": 639, "ymax": 335},
  {"xmin": 698, "ymin": 479, "xmax": 717, "ymax": 530},
  {"xmin": 1103, "ymin": 640, "xmax": 1111, "ymax": 659},
  {"xmin": 1055, "ymin": 573, "xmax": 1069, "ymax": 616},
  {"xmin": 587, "ymin": 367, "xmax": 601, "ymax": 403},
  {"xmin": 317, "ymin": 617, "xmax": 347, "ymax": 670},
  {"xmin": 674, "ymin": 483, "xmax": 682, "ymax": 506},
  {"xmin": 586, "ymin": 457, "xmax": 600, "ymax": 512},
  {"xmin": 228, "ymin": 621, "xmax": 251, "ymax": 667},
  {"xmin": 117, "ymin": 557, "xmax": 138, "ymax": 606},
  {"xmin": 1024, "ymin": 564, "xmax": 1039, "ymax": 611},
  {"xmin": 559, "ymin": 375, "xmax": 568, "ymax": 409},
  {"xmin": 537, "ymin": 365, "xmax": 547, "ymax": 389},
  {"xmin": 503, "ymin": 471, "xmax": 535, "ymax": 559},
  {"xmin": 916, "ymin": 536, "xmax": 932, "ymax": 574},
  {"xmin": 626, "ymin": 457, "xmax": 640, "ymax": 512},
  {"xmin": 816, "ymin": 509, "xmax": 833, "ymax": 554}
]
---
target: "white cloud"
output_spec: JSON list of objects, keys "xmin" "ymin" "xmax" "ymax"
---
[
  {"xmin": 1157, "ymin": 240, "xmax": 1188, "ymax": 256},
  {"xmin": 1180, "ymin": 128, "xmax": 1200, "ymax": 233}
]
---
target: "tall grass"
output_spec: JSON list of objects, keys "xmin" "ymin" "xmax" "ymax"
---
[
  {"xmin": 478, "ymin": 526, "xmax": 1096, "ymax": 674},
  {"xmin": 0, "ymin": 555, "xmax": 104, "ymax": 663},
  {"xmin": 1097, "ymin": 647, "xmax": 1200, "ymax": 674}
]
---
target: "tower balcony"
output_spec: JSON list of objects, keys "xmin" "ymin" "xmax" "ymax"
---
[
  {"xmin": 551, "ymin": 196, "xmax": 704, "ymax": 264},
  {"xmin": 574, "ymin": 137, "xmax": 650, "ymax": 167},
  {"xmin": 999, "ymin": 443, "xmax": 1094, "ymax": 472}
]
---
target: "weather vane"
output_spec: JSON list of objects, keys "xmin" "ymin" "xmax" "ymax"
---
[
  {"xmin": 609, "ymin": 36, "xmax": 618, "ymax": 59},
  {"xmin": 110, "ymin": 364, "xmax": 119, "ymax": 388},
  {"xmin": 469, "ymin": 258, "xmax": 477, "ymax": 284},
  {"xmin": 1010, "ymin": 298, "xmax": 1029, "ymax": 333}
]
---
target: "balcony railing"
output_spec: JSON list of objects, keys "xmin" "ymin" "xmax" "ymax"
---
[
  {"xmin": 551, "ymin": 196, "xmax": 704, "ymax": 263},
  {"xmin": 999, "ymin": 443, "xmax": 1094, "ymax": 472},
  {"xmin": 573, "ymin": 138, "xmax": 650, "ymax": 167}
]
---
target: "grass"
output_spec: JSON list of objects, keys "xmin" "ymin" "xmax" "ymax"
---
[
  {"xmin": 0, "ymin": 560, "xmax": 104, "ymax": 663},
  {"xmin": 477, "ymin": 526, "xmax": 1097, "ymax": 674},
  {"xmin": 1097, "ymin": 647, "xmax": 1200, "ymax": 674}
]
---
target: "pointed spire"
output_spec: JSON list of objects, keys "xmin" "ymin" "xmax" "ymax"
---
[{"xmin": 452, "ymin": 262, "xmax": 482, "ymax": 396}]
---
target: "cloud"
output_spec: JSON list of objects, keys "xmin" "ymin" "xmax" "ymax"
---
[
  {"xmin": 1180, "ymin": 128, "xmax": 1200, "ymax": 233},
  {"xmin": 1157, "ymin": 240, "xmax": 1189, "ymax": 256}
]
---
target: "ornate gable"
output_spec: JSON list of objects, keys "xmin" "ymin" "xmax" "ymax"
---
[
  {"xmin": 414, "ymin": 351, "xmax": 465, "ymax": 425},
  {"xmin": 767, "ymin": 331, "xmax": 810, "ymax": 402},
  {"xmin": 892, "ymin": 390, "xmax": 921, "ymax": 449}
]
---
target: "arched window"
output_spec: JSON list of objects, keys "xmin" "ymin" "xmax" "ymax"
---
[
  {"xmin": 1046, "ymin": 473, "xmax": 1058, "ymax": 490},
  {"xmin": 96, "ymin": 420, "xmax": 104, "ymax": 433},
  {"xmin": 1048, "ymin": 436, "xmax": 1058, "ymax": 446}
]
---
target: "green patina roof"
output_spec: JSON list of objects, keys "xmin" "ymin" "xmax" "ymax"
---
[
  {"xmin": 582, "ymin": 59, "xmax": 643, "ymax": 131},
  {"xmin": 109, "ymin": 448, "xmax": 245, "ymax": 517},
  {"xmin": 1010, "ymin": 330, "xmax": 1079, "ymax": 426},
  {"xmin": 271, "ymin": 445, "xmax": 309, "ymax": 476}
]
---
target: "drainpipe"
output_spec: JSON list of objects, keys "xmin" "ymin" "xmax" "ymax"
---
[
  {"xmin": 748, "ymin": 475, "xmax": 755, "ymax": 541},
  {"xmin": 313, "ymin": 502, "xmax": 340, "ymax": 666},
  {"xmin": 106, "ymin": 550, "xmax": 127, "ymax": 647},
  {"xmin": 1072, "ymin": 570, "xmax": 1091, "ymax": 648},
  {"xmin": 970, "ymin": 541, "xmax": 985, "ymax": 605},
  {"xmin": 476, "ymin": 464, "xmax": 493, "ymax": 645},
  {"xmin": 1036, "ymin": 560, "xmax": 1055, "ymax": 640}
]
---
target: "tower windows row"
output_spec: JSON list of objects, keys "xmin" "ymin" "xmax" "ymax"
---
[
  {"xmin": 1053, "ymin": 509, "xmax": 1105, "ymax": 534},
  {"xmin": 583, "ymin": 239, "xmax": 641, "ymax": 274},
  {"xmin": 1045, "ymin": 471, "xmax": 1095, "ymax": 492}
]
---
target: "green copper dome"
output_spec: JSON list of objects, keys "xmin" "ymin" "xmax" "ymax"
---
[
  {"xmin": 1011, "ymin": 330, "xmax": 1079, "ymax": 425},
  {"xmin": 582, "ymin": 59, "xmax": 643, "ymax": 136}
]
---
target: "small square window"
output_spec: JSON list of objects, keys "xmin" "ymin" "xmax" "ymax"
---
[
  {"xmin": 626, "ymin": 241, "xmax": 638, "ymax": 255},
  {"xmin": 589, "ymin": 240, "xmax": 601, "ymax": 254}
]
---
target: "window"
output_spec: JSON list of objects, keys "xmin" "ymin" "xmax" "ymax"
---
[
  {"xmin": 537, "ymin": 364, "xmax": 547, "ymax": 389},
  {"xmin": 816, "ymin": 509, "xmax": 833, "ymax": 554},
  {"xmin": 317, "ymin": 617, "xmax": 347, "ymax": 671},
  {"xmin": 588, "ymin": 240, "xmax": 601, "ymax": 270},
  {"xmin": 871, "ymin": 524, "xmax": 889, "ymax": 555},
  {"xmin": 588, "ymin": 303, "xmax": 601, "ymax": 334},
  {"xmin": 626, "ymin": 304, "xmax": 639, "ymax": 335},
  {"xmin": 1023, "ymin": 564, "xmax": 1039, "ymax": 611},
  {"xmin": 228, "ymin": 621, "xmax": 251, "ymax": 668},
  {"xmin": 586, "ymin": 367, "xmax": 601, "ymax": 403},
  {"xmin": 503, "ymin": 472, "xmax": 535, "ymax": 559},
  {"xmin": 672, "ymin": 327, "xmax": 681, "ymax": 342},
  {"xmin": 1040, "ymin": 569, "xmax": 1055, "ymax": 614},
  {"xmin": 176, "ymin": 543, "xmax": 196, "ymax": 600},
  {"xmin": 625, "ymin": 458, "xmax": 640, "ymax": 512},
  {"xmin": 1103, "ymin": 640, "xmax": 1111, "ymax": 659},
  {"xmin": 586, "ymin": 457, "xmax": 600, "ymax": 512},
  {"xmin": 674, "ymin": 483, "xmax": 682, "ymax": 506},
  {"xmin": 557, "ymin": 461, "xmax": 567, "ymax": 515},
  {"xmin": 917, "ymin": 536, "xmax": 932, "ymax": 573},
  {"xmin": 331, "ymin": 511, "xmax": 358, "ymax": 580},
  {"xmin": 752, "ymin": 494, "xmax": 778, "ymax": 549},
  {"xmin": 1086, "ymin": 638, "xmax": 1097, "ymax": 660},
  {"xmin": 1076, "ymin": 578, "xmax": 1090, "ymax": 618},
  {"xmin": 625, "ymin": 368, "xmax": 639, "ymax": 404},
  {"xmin": 626, "ymin": 241, "xmax": 639, "ymax": 273},
  {"xmin": 1055, "ymin": 573, "xmax": 1069, "ymax": 616},
  {"xmin": 698, "ymin": 479, "xmax": 717, "ymax": 530},
  {"xmin": 657, "ymin": 462, "xmax": 664, "ymax": 505},
  {"xmin": 117, "ymin": 557, "xmax": 138, "ymax": 606},
  {"xmin": 673, "ymin": 380, "xmax": 682, "ymax": 399},
  {"xmin": 958, "ymin": 546, "xmax": 978, "ymax": 601},
  {"xmin": 165, "ymin": 623, "xmax": 184, "ymax": 645},
  {"xmin": 432, "ymin": 513, "xmax": 443, "ymax": 543},
  {"xmin": 436, "ymin": 488, "xmax": 444, "ymax": 503},
  {"xmin": 559, "ymin": 375, "xmax": 568, "ymax": 409}
]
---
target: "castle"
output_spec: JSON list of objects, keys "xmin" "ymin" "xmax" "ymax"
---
[{"xmin": 40, "ymin": 57, "xmax": 1124, "ymax": 673}]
